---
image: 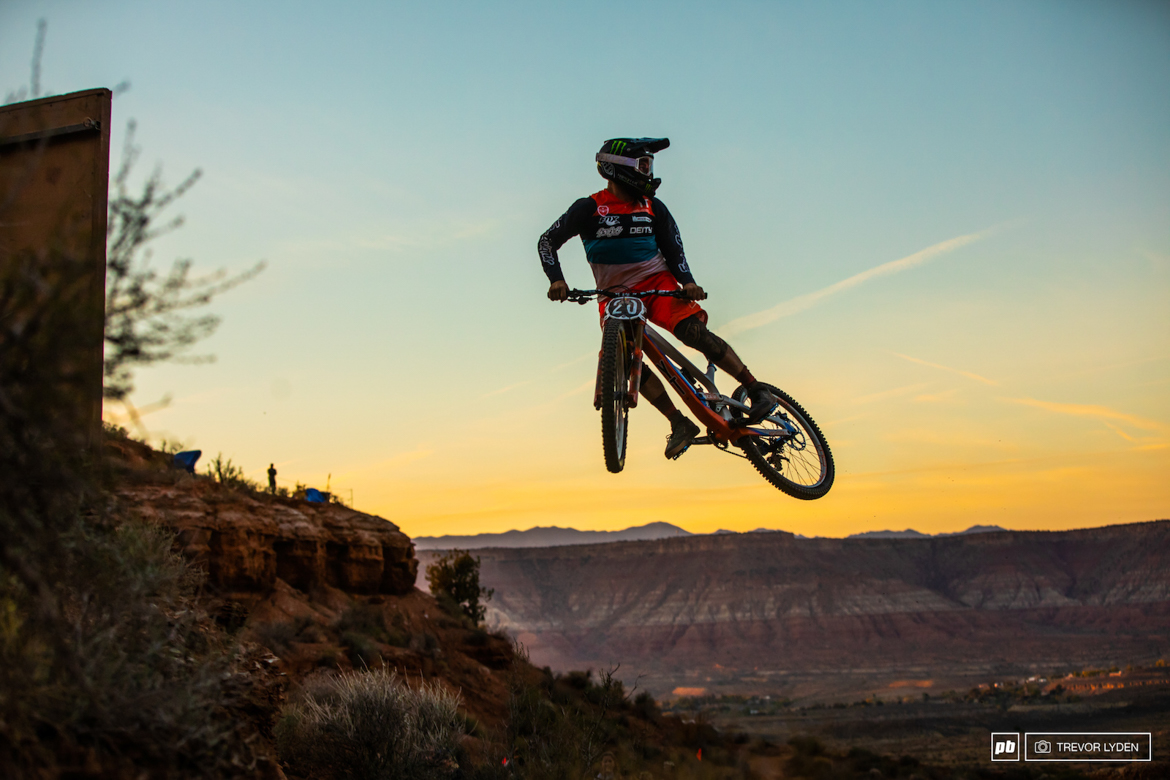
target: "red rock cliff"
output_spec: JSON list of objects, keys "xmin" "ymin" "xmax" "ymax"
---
[{"xmin": 118, "ymin": 466, "xmax": 417, "ymax": 597}]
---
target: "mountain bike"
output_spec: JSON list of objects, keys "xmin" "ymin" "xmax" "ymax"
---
[{"xmin": 563, "ymin": 288, "xmax": 834, "ymax": 499}]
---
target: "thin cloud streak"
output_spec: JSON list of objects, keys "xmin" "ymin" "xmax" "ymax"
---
[
  {"xmin": 852, "ymin": 382, "xmax": 931, "ymax": 405},
  {"xmin": 720, "ymin": 227, "xmax": 995, "ymax": 336},
  {"xmin": 893, "ymin": 352, "xmax": 999, "ymax": 386},
  {"xmin": 552, "ymin": 352, "xmax": 593, "ymax": 372},
  {"xmin": 481, "ymin": 380, "xmax": 532, "ymax": 398},
  {"xmin": 1001, "ymin": 397, "xmax": 1167, "ymax": 432}
]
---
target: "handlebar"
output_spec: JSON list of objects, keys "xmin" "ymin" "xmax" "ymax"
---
[{"xmin": 565, "ymin": 288, "xmax": 691, "ymax": 305}]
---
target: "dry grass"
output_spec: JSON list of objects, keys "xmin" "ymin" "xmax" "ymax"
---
[{"xmin": 276, "ymin": 667, "xmax": 464, "ymax": 780}]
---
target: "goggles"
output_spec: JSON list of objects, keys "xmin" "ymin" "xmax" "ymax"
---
[{"xmin": 596, "ymin": 152, "xmax": 654, "ymax": 176}]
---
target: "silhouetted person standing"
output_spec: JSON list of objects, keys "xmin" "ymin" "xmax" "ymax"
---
[{"xmin": 267, "ymin": 463, "xmax": 277, "ymax": 494}]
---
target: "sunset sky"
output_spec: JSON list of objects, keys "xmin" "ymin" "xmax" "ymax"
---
[{"xmin": 4, "ymin": 1, "xmax": 1167, "ymax": 538}]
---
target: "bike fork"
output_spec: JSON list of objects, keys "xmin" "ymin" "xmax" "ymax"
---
[
  {"xmin": 592, "ymin": 320, "xmax": 646, "ymax": 410},
  {"xmin": 627, "ymin": 320, "xmax": 646, "ymax": 408}
]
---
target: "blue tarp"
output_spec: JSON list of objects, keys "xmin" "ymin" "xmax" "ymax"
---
[
  {"xmin": 173, "ymin": 450, "xmax": 202, "ymax": 474},
  {"xmin": 305, "ymin": 488, "xmax": 327, "ymax": 503}
]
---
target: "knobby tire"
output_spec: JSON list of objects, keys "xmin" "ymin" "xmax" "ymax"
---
[
  {"xmin": 735, "ymin": 383, "xmax": 834, "ymax": 499},
  {"xmin": 600, "ymin": 318, "xmax": 630, "ymax": 473}
]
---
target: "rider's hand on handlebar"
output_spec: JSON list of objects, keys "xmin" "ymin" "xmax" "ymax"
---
[
  {"xmin": 548, "ymin": 280, "xmax": 569, "ymax": 301},
  {"xmin": 683, "ymin": 282, "xmax": 707, "ymax": 301}
]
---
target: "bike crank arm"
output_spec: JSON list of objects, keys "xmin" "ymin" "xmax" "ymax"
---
[{"xmin": 719, "ymin": 397, "xmax": 799, "ymax": 436}]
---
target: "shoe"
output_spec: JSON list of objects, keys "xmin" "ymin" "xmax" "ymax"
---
[
  {"xmin": 743, "ymin": 382, "xmax": 778, "ymax": 425},
  {"xmin": 665, "ymin": 416, "xmax": 701, "ymax": 459}
]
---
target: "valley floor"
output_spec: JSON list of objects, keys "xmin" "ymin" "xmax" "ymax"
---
[{"xmin": 695, "ymin": 682, "xmax": 1170, "ymax": 773}]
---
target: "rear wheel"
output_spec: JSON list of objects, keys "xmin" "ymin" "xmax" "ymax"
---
[
  {"xmin": 734, "ymin": 383, "xmax": 834, "ymax": 499},
  {"xmin": 600, "ymin": 318, "xmax": 631, "ymax": 473}
]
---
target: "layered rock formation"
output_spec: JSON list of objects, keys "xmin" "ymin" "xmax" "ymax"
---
[
  {"xmin": 113, "ymin": 446, "xmax": 417, "ymax": 598},
  {"xmin": 454, "ymin": 522, "xmax": 1170, "ymax": 696},
  {"xmin": 105, "ymin": 437, "xmax": 528, "ymax": 733}
]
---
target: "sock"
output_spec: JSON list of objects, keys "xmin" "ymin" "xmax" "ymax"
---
[
  {"xmin": 735, "ymin": 367, "xmax": 757, "ymax": 386},
  {"xmin": 648, "ymin": 391, "xmax": 679, "ymax": 418},
  {"xmin": 666, "ymin": 409, "xmax": 687, "ymax": 428}
]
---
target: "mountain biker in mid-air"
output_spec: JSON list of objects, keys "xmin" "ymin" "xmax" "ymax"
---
[{"xmin": 539, "ymin": 137, "xmax": 777, "ymax": 460}]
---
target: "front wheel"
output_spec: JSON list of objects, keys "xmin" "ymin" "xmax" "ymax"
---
[
  {"xmin": 733, "ymin": 383, "xmax": 834, "ymax": 499},
  {"xmin": 600, "ymin": 318, "xmax": 631, "ymax": 473}
]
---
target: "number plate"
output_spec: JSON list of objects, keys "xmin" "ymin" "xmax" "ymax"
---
[{"xmin": 604, "ymin": 296, "xmax": 646, "ymax": 321}]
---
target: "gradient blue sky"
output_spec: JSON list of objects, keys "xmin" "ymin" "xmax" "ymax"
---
[{"xmin": 3, "ymin": 1, "xmax": 1167, "ymax": 537}]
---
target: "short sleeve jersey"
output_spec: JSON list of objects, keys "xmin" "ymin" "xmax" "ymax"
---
[{"xmin": 538, "ymin": 189, "xmax": 695, "ymax": 290}]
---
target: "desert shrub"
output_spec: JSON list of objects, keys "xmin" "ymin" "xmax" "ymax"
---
[
  {"xmin": 204, "ymin": 452, "xmax": 260, "ymax": 492},
  {"xmin": 788, "ymin": 736, "xmax": 825, "ymax": 757},
  {"xmin": 337, "ymin": 602, "xmax": 408, "ymax": 649},
  {"xmin": 502, "ymin": 648, "xmax": 637, "ymax": 780},
  {"xmin": 316, "ymin": 645, "xmax": 344, "ymax": 668},
  {"xmin": 0, "ymin": 507, "xmax": 280, "ymax": 777},
  {"xmin": 342, "ymin": 630, "xmax": 382, "ymax": 668},
  {"xmin": 253, "ymin": 616, "xmax": 322, "ymax": 653},
  {"xmin": 276, "ymin": 668, "xmax": 464, "ymax": 780},
  {"xmin": 464, "ymin": 627, "xmax": 490, "ymax": 647},
  {"xmin": 338, "ymin": 602, "xmax": 391, "ymax": 642},
  {"xmin": 434, "ymin": 590, "xmax": 474, "ymax": 627},
  {"xmin": 425, "ymin": 550, "xmax": 493, "ymax": 625},
  {"xmin": 563, "ymin": 669, "xmax": 592, "ymax": 690},
  {"xmin": 633, "ymin": 690, "xmax": 659, "ymax": 722},
  {"xmin": 410, "ymin": 631, "xmax": 442, "ymax": 658}
]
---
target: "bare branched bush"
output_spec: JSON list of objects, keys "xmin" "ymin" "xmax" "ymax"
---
[
  {"xmin": 103, "ymin": 122, "xmax": 265, "ymax": 402},
  {"xmin": 501, "ymin": 644, "xmax": 637, "ymax": 780},
  {"xmin": 276, "ymin": 668, "xmax": 464, "ymax": 780}
]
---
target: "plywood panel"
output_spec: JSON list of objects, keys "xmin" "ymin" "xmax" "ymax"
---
[{"xmin": 0, "ymin": 89, "xmax": 112, "ymax": 436}]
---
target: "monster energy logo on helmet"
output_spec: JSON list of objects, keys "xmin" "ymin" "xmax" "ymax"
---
[{"xmin": 596, "ymin": 137, "xmax": 670, "ymax": 197}]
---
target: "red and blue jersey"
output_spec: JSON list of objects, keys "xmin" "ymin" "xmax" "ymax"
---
[{"xmin": 538, "ymin": 189, "xmax": 695, "ymax": 290}]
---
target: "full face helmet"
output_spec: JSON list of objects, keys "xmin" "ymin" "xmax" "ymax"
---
[{"xmin": 596, "ymin": 137, "xmax": 670, "ymax": 197}]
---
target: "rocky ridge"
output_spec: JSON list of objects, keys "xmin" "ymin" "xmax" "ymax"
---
[
  {"xmin": 114, "ymin": 447, "xmax": 417, "ymax": 600},
  {"xmin": 107, "ymin": 437, "xmax": 518, "ymax": 730},
  {"xmin": 451, "ymin": 522, "xmax": 1170, "ymax": 698}
]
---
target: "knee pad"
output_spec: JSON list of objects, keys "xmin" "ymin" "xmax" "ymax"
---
[{"xmin": 673, "ymin": 315, "xmax": 728, "ymax": 362}]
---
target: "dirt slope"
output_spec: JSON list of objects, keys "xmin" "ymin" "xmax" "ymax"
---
[{"xmin": 110, "ymin": 438, "xmax": 524, "ymax": 732}]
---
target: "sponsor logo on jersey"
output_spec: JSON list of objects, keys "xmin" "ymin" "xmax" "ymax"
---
[
  {"xmin": 601, "ymin": 215, "xmax": 620, "ymax": 226},
  {"xmin": 632, "ymin": 215, "xmax": 651, "ymax": 222},
  {"xmin": 629, "ymin": 226, "xmax": 652, "ymax": 235},
  {"xmin": 597, "ymin": 205, "xmax": 610, "ymax": 216},
  {"xmin": 596, "ymin": 226, "xmax": 623, "ymax": 238}
]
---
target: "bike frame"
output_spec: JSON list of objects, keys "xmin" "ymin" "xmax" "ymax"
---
[{"xmin": 591, "ymin": 291, "xmax": 799, "ymax": 448}]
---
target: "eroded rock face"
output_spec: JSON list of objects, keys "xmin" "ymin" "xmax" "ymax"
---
[
  {"xmin": 122, "ymin": 479, "xmax": 417, "ymax": 596},
  {"xmin": 429, "ymin": 521, "xmax": 1170, "ymax": 695}
]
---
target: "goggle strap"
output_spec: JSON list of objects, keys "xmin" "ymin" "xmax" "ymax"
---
[{"xmin": 596, "ymin": 152, "xmax": 649, "ymax": 168}]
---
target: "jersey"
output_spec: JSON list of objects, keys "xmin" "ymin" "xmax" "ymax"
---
[{"xmin": 538, "ymin": 189, "xmax": 696, "ymax": 290}]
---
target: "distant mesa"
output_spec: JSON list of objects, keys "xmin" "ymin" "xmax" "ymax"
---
[
  {"xmin": 416, "ymin": 522, "xmax": 1011, "ymax": 550},
  {"xmin": 464, "ymin": 519, "xmax": 1170, "ymax": 700},
  {"xmin": 847, "ymin": 529, "xmax": 931, "ymax": 539},
  {"xmin": 847, "ymin": 525, "xmax": 1007, "ymax": 539},
  {"xmin": 413, "ymin": 521, "xmax": 693, "ymax": 550}
]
